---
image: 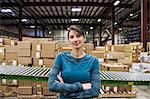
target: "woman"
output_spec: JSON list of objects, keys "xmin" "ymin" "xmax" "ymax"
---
[{"xmin": 48, "ymin": 25, "xmax": 100, "ymax": 99}]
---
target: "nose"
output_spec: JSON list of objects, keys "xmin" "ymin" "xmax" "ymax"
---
[{"xmin": 73, "ymin": 37, "xmax": 78, "ymax": 42}]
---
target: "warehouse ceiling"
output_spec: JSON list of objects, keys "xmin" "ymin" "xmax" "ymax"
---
[{"xmin": 0, "ymin": 0, "xmax": 141, "ymax": 30}]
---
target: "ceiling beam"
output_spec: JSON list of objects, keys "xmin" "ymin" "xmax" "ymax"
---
[
  {"xmin": 0, "ymin": 23, "xmax": 101, "ymax": 26},
  {"xmin": 121, "ymin": 25, "xmax": 140, "ymax": 28},
  {"xmin": 1, "ymin": 2, "xmax": 132, "ymax": 8},
  {"xmin": 0, "ymin": 16, "xmax": 110, "ymax": 20}
]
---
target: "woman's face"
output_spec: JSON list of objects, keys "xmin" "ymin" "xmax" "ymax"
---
[{"xmin": 68, "ymin": 30, "xmax": 85, "ymax": 49}]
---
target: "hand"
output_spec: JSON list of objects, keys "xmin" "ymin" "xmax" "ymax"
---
[
  {"xmin": 82, "ymin": 83, "xmax": 91, "ymax": 90},
  {"xmin": 57, "ymin": 72, "xmax": 64, "ymax": 83}
]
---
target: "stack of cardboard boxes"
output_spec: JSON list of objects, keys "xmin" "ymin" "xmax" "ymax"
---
[
  {"xmin": 32, "ymin": 41, "xmax": 57, "ymax": 67},
  {"xmin": 17, "ymin": 41, "xmax": 32, "ymax": 65},
  {"xmin": 105, "ymin": 44, "xmax": 133, "ymax": 65}
]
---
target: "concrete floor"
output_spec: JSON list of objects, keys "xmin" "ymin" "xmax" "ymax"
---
[{"xmin": 0, "ymin": 86, "xmax": 150, "ymax": 99}]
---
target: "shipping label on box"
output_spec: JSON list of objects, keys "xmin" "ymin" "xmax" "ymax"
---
[
  {"xmin": 36, "ymin": 52, "xmax": 41, "ymax": 58},
  {"xmin": 36, "ymin": 44, "xmax": 41, "ymax": 51}
]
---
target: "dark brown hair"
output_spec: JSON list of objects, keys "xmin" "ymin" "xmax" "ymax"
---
[{"xmin": 68, "ymin": 25, "xmax": 85, "ymax": 38}]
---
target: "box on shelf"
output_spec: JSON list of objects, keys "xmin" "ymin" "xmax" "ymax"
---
[
  {"xmin": 95, "ymin": 46, "xmax": 105, "ymax": 51},
  {"xmin": 85, "ymin": 43, "xmax": 94, "ymax": 53},
  {"xmin": 18, "ymin": 41, "xmax": 31, "ymax": 49},
  {"xmin": 89, "ymin": 51, "xmax": 105, "ymax": 58},
  {"xmin": 5, "ymin": 45, "xmax": 18, "ymax": 53},
  {"xmin": 41, "ymin": 50, "xmax": 55, "ymax": 58},
  {"xmin": 5, "ymin": 52, "xmax": 17, "ymax": 60},
  {"xmin": 41, "ymin": 42, "xmax": 57, "ymax": 50},
  {"xmin": 17, "ymin": 49, "xmax": 31, "ymax": 57},
  {"xmin": 43, "ymin": 58, "xmax": 54, "ymax": 67},
  {"xmin": 101, "ymin": 63, "xmax": 129, "ymax": 72},
  {"xmin": 18, "ymin": 57, "xmax": 32, "ymax": 65},
  {"xmin": 18, "ymin": 86, "xmax": 32, "ymax": 95},
  {"xmin": 106, "ymin": 52, "xmax": 125, "ymax": 59}
]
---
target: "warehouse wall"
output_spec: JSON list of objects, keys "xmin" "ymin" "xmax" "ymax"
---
[
  {"xmin": 53, "ymin": 30, "xmax": 68, "ymax": 41},
  {"xmin": 23, "ymin": 28, "xmax": 44, "ymax": 37}
]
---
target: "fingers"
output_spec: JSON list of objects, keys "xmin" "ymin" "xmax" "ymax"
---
[{"xmin": 57, "ymin": 72, "xmax": 64, "ymax": 83}]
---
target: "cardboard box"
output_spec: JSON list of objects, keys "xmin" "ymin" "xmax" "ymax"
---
[
  {"xmin": 106, "ymin": 52, "xmax": 125, "ymax": 59},
  {"xmin": 105, "ymin": 45, "xmax": 111, "ymax": 51},
  {"xmin": 18, "ymin": 80, "xmax": 33, "ymax": 86},
  {"xmin": 18, "ymin": 41, "xmax": 31, "ymax": 49},
  {"xmin": 5, "ymin": 45, "xmax": 18, "ymax": 53},
  {"xmin": 43, "ymin": 58, "xmax": 54, "ymax": 67},
  {"xmin": 95, "ymin": 46, "xmax": 105, "ymax": 51},
  {"xmin": 31, "ymin": 51, "xmax": 41, "ymax": 58},
  {"xmin": 101, "ymin": 63, "xmax": 129, "ymax": 72},
  {"xmin": 43, "ymin": 87, "xmax": 57, "ymax": 96},
  {"xmin": 18, "ymin": 57, "xmax": 32, "ymax": 65},
  {"xmin": 17, "ymin": 49, "xmax": 31, "ymax": 57},
  {"xmin": 0, "ymin": 53, "xmax": 5, "ymax": 60},
  {"xmin": 41, "ymin": 42, "xmax": 56, "ymax": 50},
  {"xmin": 41, "ymin": 50, "xmax": 55, "ymax": 58},
  {"xmin": 33, "ymin": 58, "xmax": 43, "ymax": 66},
  {"xmin": 0, "ymin": 47, "xmax": 5, "ymax": 53},
  {"xmin": 85, "ymin": 43, "xmax": 94, "ymax": 53},
  {"xmin": 4, "ymin": 38, "xmax": 11, "ymax": 45},
  {"xmin": 31, "ymin": 42, "xmax": 41, "ymax": 51},
  {"xmin": 18, "ymin": 86, "xmax": 32, "ymax": 95},
  {"xmin": 5, "ymin": 52, "xmax": 17, "ymax": 60},
  {"xmin": 61, "ymin": 46, "xmax": 72, "ymax": 52},
  {"xmin": 89, "ymin": 51, "xmax": 105, "ymax": 58},
  {"xmin": 111, "ymin": 45, "xmax": 125, "ymax": 52},
  {"xmin": 41, "ymin": 82, "xmax": 48, "ymax": 87},
  {"xmin": 118, "ymin": 58, "xmax": 132, "ymax": 65}
]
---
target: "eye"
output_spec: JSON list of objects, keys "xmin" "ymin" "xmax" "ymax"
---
[
  {"xmin": 76, "ymin": 34, "xmax": 81, "ymax": 37},
  {"xmin": 69, "ymin": 35, "xmax": 74, "ymax": 39}
]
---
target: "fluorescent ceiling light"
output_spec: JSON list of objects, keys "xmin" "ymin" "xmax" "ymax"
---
[
  {"xmin": 1, "ymin": 9, "xmax": 12, "ymax": 13},
  {"xmin": 1, "ymin": 9, "xmax": 6, "ymax": 12},
  {"xmin": 71, "ymin": 8, "xmax": 82, "ymax": 12},
  {"xmin": 114, "ymin": 22, "xmax": 117, "ymax": 25},
  {"xmin": 6, "ymin": 9, "xmax": 12, "ymax": 12},
  {"xmin": 114, "ymin": 0, "xmax": 120, "ymax": 6},
  {"xmin": 71, "ymin": 19, "xmax": 79, "ymax": 21},
  {"xmin": 49, "ymin": 31, "xmax": 51, "ymax": 34},
  {"xmin": 86, "ymin": 31, "xmax": 88, "ymax": 35},
  {"xmin": 90, "ymin": 27, "xmax": 93, "ymax": 29},
  {"xmin": 21, "ymin": 19, "xmax": 27, "ymax": 22},
  {"xmin": 97, "ymin": 19, "xmax": 101, "ymax": 22},
  {"xmin": 30, "ymin": 26, "xmax": 35, "ymax": 28},
  {"xmin": 130, "ymin": 13, "xmax": 133, "ymax": 16},
  {"xmin": 119, "ymin": 28, "xmax": 122, "ymax": 30}
]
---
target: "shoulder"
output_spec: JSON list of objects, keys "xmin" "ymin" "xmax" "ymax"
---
[
  {"xmin": 56, "ymin": 52, "xmax": 71, "ymax": 59},
  {"xmin": 86, "ymin": 54, "xmax": 100, "ymax": 65},
  {"xmin": 86, "ymin": 54, "xmax": 98, "ymax": 61}
]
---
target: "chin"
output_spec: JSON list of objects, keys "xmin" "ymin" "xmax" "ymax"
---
[{"xmin": 73, "ymin": 46, "xmax": 81, "ymax": 49}]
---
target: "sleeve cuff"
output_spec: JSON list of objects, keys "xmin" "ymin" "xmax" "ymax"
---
[{"xmin": 75, "ymin": 82, "xmax": 83, "ymax": 92}]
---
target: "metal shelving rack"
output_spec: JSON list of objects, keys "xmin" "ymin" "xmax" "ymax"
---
[{"xmin": 0, "ymin": 65, "xmax": 150, "ymax": 85}]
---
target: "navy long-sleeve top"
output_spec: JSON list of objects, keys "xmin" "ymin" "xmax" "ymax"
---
[{"xmin": 48, "ymin": 52, "xmax": 100, "ymax": 99}]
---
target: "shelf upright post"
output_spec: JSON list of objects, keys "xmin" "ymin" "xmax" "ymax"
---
[
  {"xmin": 18, "ymin": 6, "xmax": 22, "ymax": 41},
  {"xmin": 141, "ymin": 0, "xmax": 148, "ymax": 51}
]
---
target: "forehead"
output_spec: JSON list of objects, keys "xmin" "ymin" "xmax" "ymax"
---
[{"xmin": 69, "ymin": 30, "xmax": 79, "ymax": 35}]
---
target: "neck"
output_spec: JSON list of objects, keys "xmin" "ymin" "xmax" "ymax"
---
[{"xmin": 71, "ymin": 48, "xmax": 85, "ymax": 58}]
